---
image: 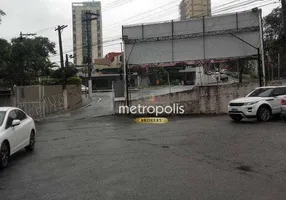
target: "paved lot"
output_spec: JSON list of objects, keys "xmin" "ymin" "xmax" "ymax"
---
[
  {"xmin": 130, "ymin": 85, "xmax": 195, "ymax": 99},
  {"xmin": 1, "ymin": 112, "xmax": 286, "ymax": 199}
]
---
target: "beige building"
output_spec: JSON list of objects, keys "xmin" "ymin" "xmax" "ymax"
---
[
  {"xmin": 180, "ymin": 0, "xmax": 211, "ymax": 20},
  {"xmin": 72, "ymin": 1, "xmax": 103, "ymax": 66},
  {"xmin": 93, "ymin": 59, "xmax": 112, "ymax": 70}
]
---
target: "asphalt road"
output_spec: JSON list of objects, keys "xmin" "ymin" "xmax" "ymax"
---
[{"xmin": 1, "ymin": 113, "xmax": 286, "ymax": 199}]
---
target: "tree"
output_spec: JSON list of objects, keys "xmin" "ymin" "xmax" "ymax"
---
[
  {"xmin": 0, "ymin": 37, "xmax": 57, "ymax": 86},
  {"xmin": 263, "ymin": 7, "xmax": 286, "ymax": 77},
  {"xmin": 0, "ymin": 39, "xmax": 11, "ymax": 81},
  {"xmin": 0, "ymin": 9, "xmax": 5, "ymax": 24},
  {"xmin": 50, "ymin": 66, "xmax": 78, "ymax": 79}
]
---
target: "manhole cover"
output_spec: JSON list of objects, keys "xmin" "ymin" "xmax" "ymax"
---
[{"xmin": 162, "ymin": 145, "xmax": 170, "ymax": 148}]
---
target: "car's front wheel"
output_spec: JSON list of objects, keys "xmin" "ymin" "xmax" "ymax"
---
[
  {"xmin": 257, "ymin": 106, "xmax": 271, "ymax": 122},
  {"xmin": 282, "ymin": 116, "xmax": 286, "ymax": 121},
  {"xmin": 25, "ymin": 130, "xmax": 35, "ymax": 152},
  {"xmin": 0, "ymin": 141, "xmax": 9, "ymax": 169}
]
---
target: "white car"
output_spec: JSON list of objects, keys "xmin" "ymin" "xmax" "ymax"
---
[
  {"xmin": 81, "ymin": 84, "xmax": 88, "ymax": 92},
  {"xmin": 228, "ymin": 86, "xmax": 286, "ymax": 122},
  {"xmin": 0, "ymin": 107, "xmax": 36, "ymax": 169}
]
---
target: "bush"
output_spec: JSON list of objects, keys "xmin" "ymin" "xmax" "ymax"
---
[
  {"xmin": 67, "ymin": 76, "xmax": 82, "ymax": 86},
  {"xmin": 41, "ymin": 78, "xmax": 61, "ymax": 85},
  {"xmin": 41, "ymin": 76, "xmax": 81, "ymax": 86}
]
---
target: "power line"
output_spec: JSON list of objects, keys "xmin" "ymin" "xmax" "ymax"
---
[
  {"xmin": 52, "ymin": 42, "xmax": 122, "ymax": 62},
  {"xmin": 54, "ymin": 1, "xmax": 277, "ymax": 59},
  {"xmin": 51, "ymin": 37, "xmax": 121, "ymax": 58}
]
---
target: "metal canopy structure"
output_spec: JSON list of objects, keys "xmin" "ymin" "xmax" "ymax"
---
[{"xmin": 122, "ymin": 10, "xmax": 262, "ymax": 65}]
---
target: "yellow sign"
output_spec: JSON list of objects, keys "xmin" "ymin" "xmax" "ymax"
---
[{"xmin": 135, "ymin": 117, "xmax": 168, "ymax": 124}]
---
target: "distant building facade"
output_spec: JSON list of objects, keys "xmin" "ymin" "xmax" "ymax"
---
[
  {"xmin": 76, "ymin": 53, "xmax": 124, "ymax": 90},
  {"xmin": 179, "ymin": 0, "xmax": 211, "ymax": 20},
  {"xmin": 105, "ymin": 52, "xmax": 123, "ymax": 68},
  {"xmin": 72, "ymin": 1, "xmax": 103, "ymax": 66}
]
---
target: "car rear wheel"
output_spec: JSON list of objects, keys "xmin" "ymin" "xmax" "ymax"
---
[
  {"xmin": 282, "ymin": 116, "xmax": 286, "ymax": 121},
  {"xmin": 257, "ymin": 106, "xmax": 271, "ymax": 122},
  {"xmin": 0, "ymin": 142, "xmax": 9, "ymax": 169},
  {"xmin": 25, "ymin": 130, "xmax": 35, "ymax": 152},
  {"xmin": 231, "ymin": 115, "xmax": 243, "ymax": 122}
]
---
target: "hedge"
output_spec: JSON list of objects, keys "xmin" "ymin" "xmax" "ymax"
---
[{"xmin": 41, "ymin": 76, "xmax": 82, "ymax": 86}]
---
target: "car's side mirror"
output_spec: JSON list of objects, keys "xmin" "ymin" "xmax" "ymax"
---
[{"xmin": 12, "ymin": 119, "xmax": 20, "ymax": 127}]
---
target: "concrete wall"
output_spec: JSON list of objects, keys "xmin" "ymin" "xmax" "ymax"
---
[
  {"xmin": 0, "ymin": 92, "xmax": 13, "ymax": 107},
  {"xmin": 67, "ymin": 85, "xmax": 82, "ymax": 109},
  {"xmin": 13, "ymin": 85, "xmax": 81, "ymax": 119},
  {"xmin": 114, "ymin": 81, "xmax": 284, "ymax": 115}
]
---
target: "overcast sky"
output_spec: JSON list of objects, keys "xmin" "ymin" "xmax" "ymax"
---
[{"xmin": 0, "ymin": 0, "xmax": 280, "ymax": 64}]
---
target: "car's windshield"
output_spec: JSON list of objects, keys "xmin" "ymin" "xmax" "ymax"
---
[
  {"xmin": 0, "ymin": 111, "xmax": 6, "ymax": 127},
  {"xmin": 247, "ymin": 88, "xmax": 275, "ymax": 97}
]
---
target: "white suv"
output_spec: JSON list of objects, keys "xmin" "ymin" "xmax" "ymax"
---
[{"xmin": 228, "ymin": 86, "xmax": 286, "ymax": 122}]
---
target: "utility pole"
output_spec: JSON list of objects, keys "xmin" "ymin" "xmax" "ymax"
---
[
  {"xmin": 278, "ymin": 53, "xmax": 281, "ymax": 80},
  {"xmin": 55, "ymin": 25, "xmax": 68, "ymax": 109},
  {"xmin": 83, "ymin": 11, "xmax": 99, "ymax": 99},
  {"xmin": 65, "ymin": 54, "xmax": 69, "ymax": 72},
  {"xmin": 120, "ymin": 42, "xmax": 123, "ymax": 80}
]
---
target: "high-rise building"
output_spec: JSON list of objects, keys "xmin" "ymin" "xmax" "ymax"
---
[
  {"xmin": 72, "ymin": 1, "xmax": 103, "ymax": 66},
  {"xmin": 179, "ymin": 0, "xmax": 211, "ymax": 20}
]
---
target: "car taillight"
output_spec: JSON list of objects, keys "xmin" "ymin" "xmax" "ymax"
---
[{"xmin": 281, "ymin": 99, "xmax": 286, "ymax": 105}]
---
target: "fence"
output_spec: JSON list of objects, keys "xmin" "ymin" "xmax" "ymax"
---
[{"xmin": 14, "ymin": 85, "xmax": 81, "ymax": 120}]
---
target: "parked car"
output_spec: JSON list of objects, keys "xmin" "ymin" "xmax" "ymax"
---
[
  {"xmin": 0, "ymin": 107, "xmax": 36, "ymax": 169},
  {"xmin": 228, "ymin": 86, "xmax": 286, "ymax": 122},
  {"xmin": 281, "ymin": 96, "xmax": 286, "ymax": 121},
  {"xmin": 220, "ymin": 74, "xmax": 229, "ymax": 82},
  {"xmin": 81, "ymin": 85, "xmax": 88, "ymax": 92}
]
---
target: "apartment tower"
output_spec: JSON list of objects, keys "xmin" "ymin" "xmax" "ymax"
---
[
  {"xmin": 179, "ymin": 0, "xmax": 211, "ymax": 20},
  {"xmin": 72, "ymin": 1, "xmax": 103, "ymax": 66}
]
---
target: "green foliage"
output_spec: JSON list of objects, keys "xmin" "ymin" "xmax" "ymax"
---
[
  {"xmin": 0, "ymin": 36, "xmax": 57, "ymax": 86},
  {"xmin": 50, "ymin": 67, "xmax": 78, "ymax": 79},
  {"xmin": 66, "ymin": 67, "xmax": 78, "ymax": 78},
  {"xmin": 153, "ymin": 67, "xmax": 168, "ymax": 85},
  {"xmin": 263, "ymin": 7, "xmax": 286, "ymax": 76},
  {"xmin": 41, "ymin": 76, "xmax": 81, "ymax": 86},
  {"xmin": 41, "ymin": 78, "xmax": 61, "ymax": 85},
  {"xmin": 67, "ymin": 76, "xmax": 82, "ymax": 86},
  {"xmin": 50, "ymin": 69, "xmax": 64, "ymax": 79}
]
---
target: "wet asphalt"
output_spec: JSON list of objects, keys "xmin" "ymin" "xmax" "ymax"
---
[{"xmin": 1, "ymin": 94, "xmax": 286, "ymax": 200}]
